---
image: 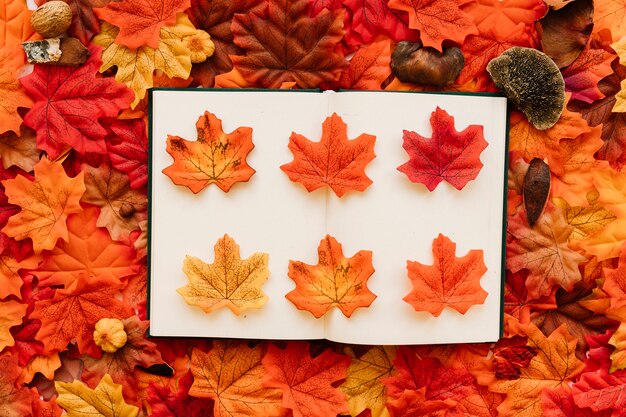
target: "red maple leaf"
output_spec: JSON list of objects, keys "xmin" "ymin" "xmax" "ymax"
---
[
  {"xmin": 572, "ymin": 370, "xmax": 626, "ymax": 413},
  {"xmin": 104, "ymin": 118, "xmax": 148, "ymax": 190},
  {"xmin": 0, "ymin": 352, "xmax": 32, "ymax": 417},
  {"xmin": 491, "ymin": 336, "xmax": 538, "ymax": 380},
  {"xmin": 397, "ymin": 107, "xmax": 488, "ymax": 191},
  {"xmin": 231, "ymin": 0, "xmax": 347, "ymax": 88},
  {"xmin": 387, "ymin": 0, "xmax": 477, "ymax": 51},
  {"xmin": 147, "ymin": 371, "xmax": 214, "ymax": 417},
  {"xmin": 94, "ymin": 0, "xmax": 191, "ymax": 49},
  {"xmin": 335, "ymin": 40, "xmax": 392, "ymax": 90},
  {"xmin": 504, "ymin": 269, "xmax": 557, "ymax": 323},
  {"xmin": 262, "ymin": 342, "xmax": 350, "ymax": 417},
  {"xmin": 281, "ymin": 112, "xmax": 376, "ymax": 197},
  {"xmin": 30, "ymin": 276, "xmax": 133, "ymax": 356},
  {"xmin": 20, "ymin": 46, "xmax": 133, "ymax": 159},
  {"xmin": 543, "ymin": 387, "xmax": 613, "ymax": 417},
  {"xmin": 563, "ymin": 40, "xmax": 616, "ymax": 104}
]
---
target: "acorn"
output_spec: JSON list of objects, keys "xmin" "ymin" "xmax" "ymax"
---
[{"xmin": 30, "ymin": 1, "xmax": 73, "ymax": 38}]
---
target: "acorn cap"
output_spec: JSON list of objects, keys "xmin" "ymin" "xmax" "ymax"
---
[{"xmin": 487, "ymin": 47, "xmax": 565, "ymax": 130}]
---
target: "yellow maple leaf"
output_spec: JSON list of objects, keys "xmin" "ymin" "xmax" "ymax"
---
[
  {"xmin": 614, "ymin": 79, "xmax": 626, "ymax": 113},
  {"xmin": 1, "ymin": 157, "xmax": 85, "ymax": 253},
  {"xmin": 609, "ymin": 322, "xmax": 626, "ymax": 371},
  {"xmin": 555, "ymin": 193, "xmax": 617, "ymax": 242},
  {"xmin": 93, "ymin": 13, "xmax": 198, "ymax": 107},
  {"xmin": 0, "ymin": 299, "xmax": 27, "ymax": 351},
  {"xmin": 340, "ymin": 346, "xmax": 395, "ymax": 417},
  {"xmin": 56, "ymin": 374, "xmax": 139, "ymax": 417},
  {"xmin": 177, "ymin": 234, "xmax": 269, "ymax": 315}
]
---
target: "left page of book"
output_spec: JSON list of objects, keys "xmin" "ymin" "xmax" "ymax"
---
[{"xmin": 149, "ymin": 89, "xmax": 328, "ymax": 339}]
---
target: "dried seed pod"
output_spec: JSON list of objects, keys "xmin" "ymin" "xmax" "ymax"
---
[
  {"xmin": 30, "ymin": 1, "xmax": 73, "ymax": 38},
  {"xmin": 391, "ymin": 41, "xmax": 464, "ymax": 86},
  {"xmin": 523, "ymin": 158, "xmax": 551, "ymax": 226},
  {"xmin": 487, "ymin": 47, "xmax": 565, "ymax": 130}
]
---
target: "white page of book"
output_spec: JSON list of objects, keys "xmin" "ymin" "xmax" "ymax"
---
[
  {"xmin": 323, "ymin": 91, "xmax": 507, "ymax": 344},
  {"xmin": 150, "ymin": 90, "xmax": 329, "ymax": 339}
]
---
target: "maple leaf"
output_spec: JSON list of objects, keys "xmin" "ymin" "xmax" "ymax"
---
[
  {"xmin": 187, "ymin": 0, "xmax": 265, "ymax": 87},
  {"xmin": 342, "ymin": 0, "xmax": 418, "ymax": 47},
  {"xmin": 403, "ymin": 233, "xmax": 487, "ymax": 316},
  {"xmin": 31, "ymin": 393, "xmax": 63, "ymax": 417},
  {"xmin": 20, "ymin": 46, "xmax": 133, "ymax": 159},
  {"xmin": 262, "ymin": 342, "xmax": 350, "ymax": 417},
  {"xmin": 82, "ymin": 164, "xmax": 147, "ymax": 241},
  {"xmin": 387, "ymin": 0, "xmax": 477, "ymax": 52},
  {"xmin": 92, "ymin": 15, "xmax": 194, "ymax": 108},
  {"xmin": 563, "ymin": 40, "xmax": 616, "ymax": 104},
  {"xmin": 0, "ymin": 300, "xmax": 27, "ymax": 352},
  {"xmin": 340, "ymin": 345, "xmax": 396, "ymax": 417},
  {"xmin": 507, "ymin": 205, "xmax": 587, "ymax": 298},
  {"xmin": 504, "ymin": 270, "xmax": 557, "ymax": 323},
  {"xmin": 104, "ymin": 118, "xmax": 148, "ymax": 190},
  {"xmin": 46, "ymin": 0, "xmax": 110, "ymax": 45},
  {"xmin": 542, "ymin": 386, "xmax": 613, "ymax": 417},
  {"xmin": 0, "ymin": 52, "xmax": 32, "ymax": 136},
  {"xmin": 461, "ymin": 0, "xmax": 547, "ymax": 37},
  {"xmin": 56, "ymin": 374, "xmax": 139, "ymax": 417},
  {"xmin": 0, "ymin": 248, "xmax": 41, "ymax": 299},
  {"xmin": 572, "ymin": 368, "xmax": 626, "ymax": 413},
  {"xmin": 1, "ymin": 158, "xmax": 85, "ymax": 254},
  {"xmin": 177, "ymin": 234, "xmax": 269, "ymax": 315},
  {"xmin": 604, "ymin": 246, "xmax": 626, "ymax": 313},
  {"xmin": 335, "ymin": 40, "xmax": 392, "ymax": 90},
  {"xmin": 555, "ymin": 194, "xmax": 617, "ymax": 242},
  {"xmin": 0, "ymin": 352, "xmax": 33, "ymax": 417},
  {"xmin": 231, "ymin": 0, "xmax": 347, "ymax": 88},
  {"xmin": 189, "ymin": 341, "xmax": 284, "ymax": 417},
  {"xmin": 147, "ymin": 371, "xmax": 214, "ymax": 417},
  {"xmin": 285, "ymin": 235, "xmax": 376, "ymax": 318},
  {"xmin": 31, "ymin": 276, "xmax": 133, "ymax": 356},
  {"xmin": 281, "ymin": 113, "xmax": 376, "ymax": 197},
  {"xmin": 594, "ymin": 0, "xmax": 626, "ymax": 40},
  {"xmin": 486, "ymin": 320, "xmax": 584, "ymax": 417},
  {"xmin": 397, "ymin": 107, "xmax": 487, "ymax": 191},
  {"xmin": 608, "ymin": 324, "xmax": 626, "ymax": 371},
  {"xmin": 385, "ymin": 388, "xmax": 457, "ymax": 417},
  {"xmin": 0, "ymin": 127, "xmax": 40, "ymax": 172},
  {"xmin": 95, "ymin": 0, "xmax": 190, "ymax": 49},
  {"xmin": 162, "ymin": 111, "xmax": 255, "ymax": 193}
]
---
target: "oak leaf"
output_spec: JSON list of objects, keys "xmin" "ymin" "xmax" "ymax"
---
[
  {"xmin": 31, "ymin": 276, "xmax": 132, "ymax": 356},
  {"xmin": 56, "ymin": 374, "xmax": 139, "ymax": 417},
  {"xmin": 189, "ymin": 341, "xmax": 285, "ymax": 417},
  {"xmin": 147, "ymin": 371, "xmax": 214, "ymax": 417},
  {"xmin": 162, "ymin": 111, "xmax": 255, "ymax": 193},
  {"xmin": 104, "ymin": 118, "xmax": 148, "ymax": 190},
  {"xmin": 177, "ymin": 234, "xmax": 269, "ymax": 315},
  {"xmin": 1, "ymin": 158, "xmax": 85, "ymax": 254},
  {"xmin": 20, "ymin": 46, "xmax": 133, "ymax": 159},
  {"xmin": 0, "ymin": 127, "xmax": 40, "ymax": 172},
  {"xmin": 231, "ymin": 0, "xmax": 347, "ymax": 88},
  {"xmin": 281, "ymin": 113, "xmax": 376, "ymax": 197},
  {"xmin": 262, "ymin": 342, "xmax": 350, "ymax": 417},
  {"xmin": 93, "ymin": 15, "xmax": 194, "ymax": 108},
  {"xmin": 398, "ymin": 107, "xmax": 487, "ymax": 191},
  {"xmin": 342, "ymin": 0, "xmax": 418, "ymax": 47},
  {"xmin": 285, "ymin": 235, "xmax": 376, "ymax": 318},
  {"xmin": 403, "ymin": 234, "xmax": 487, "ymax": 316},
  {"xmin": 0, "ymin": 352, "xmax": 32, "ymax": 417},
  {"xmin": 340, "ymin": 345, "xmax": 395, "ymax": 417},
  {"xmin": 95, "ymin": 0, "xmax": 191, "ymax": 49},
  {"xmin": 388, "ymin": 0, "xmax": 477, "ymax": 51},
  {"xmin": 0, "ymin": 300, "xmax": 27, "ymax": 352},
  {"xmin": 507, "ymin": 205, "xmax": 587, "ymax": 298},
  {"xmin": 563, "ymin": 40, "xmax": 616, "ymax": 104},
  {"xmin": 335, "ymin": 40, "xmax": 392, "ymax": 90},
  {"xmin": 461, "ymin": 0, "xmax": 547, "ymax": 38}
]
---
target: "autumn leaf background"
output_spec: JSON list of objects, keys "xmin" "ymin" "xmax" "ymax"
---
[{"xmin": 3, "ymin": 0, "xmax": 626, "ymax": 415}]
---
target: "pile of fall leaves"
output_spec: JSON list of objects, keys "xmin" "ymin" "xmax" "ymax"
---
[{"xmin": 1, "ymin": 0, "xmax": 626, "ymax": 416}]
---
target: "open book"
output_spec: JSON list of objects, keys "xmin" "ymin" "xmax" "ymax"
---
[{"xmin": 148, "ymin": 89, "xmax": 508, "ymax": 344}]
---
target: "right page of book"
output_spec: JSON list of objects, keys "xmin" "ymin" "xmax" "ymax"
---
[{"xmin": 323, "ymin": 91, "xmax": 508, "ymax": 344}]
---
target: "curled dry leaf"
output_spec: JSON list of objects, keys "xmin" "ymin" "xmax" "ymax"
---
[
  {"xmin": 523, "ymin": 157, "xmax": 551, "ymax": 226},
  {"xmin": 390, "ymin": 41, "xmax": 464, "ymax": 86}
]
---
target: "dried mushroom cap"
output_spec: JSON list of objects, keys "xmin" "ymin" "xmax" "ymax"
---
[
  {"xmin": 487, "ymin": 47, "xmax": 565, "ymax": 130},
  {"xmin": 391, "ymin": 41, "xmax": 464, "ymax": 86}
]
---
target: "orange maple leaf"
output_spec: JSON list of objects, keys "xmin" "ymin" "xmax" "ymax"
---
[
  {"xmin": 403, "ymin": 233, "xmax": 488, "ymax": 317},
  {"xmin": 162, "ymin": 111, "xmax": 255, "ymax": 193},
  {"xmin": 461, "ymin": 0, "xmax": 546, "ymax": 38},
  {"xmin": 177, "ymin": 234, "xmax": 269, "ymax": 315},
  {"xmin": 285, "ymin": 235, "xmax": 377, "ymax": 318},
  {"xmin": 94, "ymin": 0, "xmax": 191, "ymax": 49},
  {"xmin": 0, "ymin": 53, "xmax": 33, "ymax": 136},
  {"xmin": 0, "ymin": 299, "xmax": 27, "ymax": 352},
  {"xmin": 336, "ymin": 40, "xmax": 392, "ymax": 90},
  {"xmin": 189, "ymin": 341, "xmax": 285, "ymax": 417},
  {"xmin": 387, "ymin": 0, "xmax": 477, "ymax": 52},
  {"xmin": 0, "ymin": 250, "xmax": 41, "ymax": 299},
  {"xmin": 280, "ymin": 113, "xmax": 376, "ymax": 197},
  {"xmin": 594, "ymin": 0, "xmax": 626, "ymax": 40},
  {"xmin": 1, "ymin": 157, "xmax": 85, "ymax": 254}
]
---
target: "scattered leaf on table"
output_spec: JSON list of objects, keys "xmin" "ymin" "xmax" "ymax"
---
[
  {"xmin": 403, "ymin": 233, "xmax": 487, "ymax": 316},
  {"xmin": 398, "ymin": 107, "xmax": 487, "ymax": 191},
  {"xmin": 189, "ymin": 341, "xmax": 285, "ymax": 417},
  {"xmin": 0, "ymin": 300, "xmax": 27, "ymax": 352},
  {"xmin": 507, "ymin": 205, "xmax": 587, "ymax": 298},
  {"xmin": 286, "ymin": 235, "xmax": 377, "ymax": 318},
  {"xmin": 92, "ymin": 15, "xmax": 194, "ymax": 108},
  {"xmin": 31, "ymin": 276, "xmax": 132, "ymax": 356},
  {"xmin": 461, "ymin": 0, "xmax": 547, "ymax": 37},
  {"xmin": 387, "ymin": 0, "xmax": 477, "ymax": 52},
  {"xmin": 231, "ymin": 0, "xmax": 347, "ymax": 88},
  {"xmin": 262, "ymin": 342, "xmax": 350, "ymax": 417},
  {"xmin": 1, "ymin": 158, "xmax": 85, "ymax": 254},
  {"xmin": 340, "ymin": 345, "xmax": 396, "ymax": 417},
  {"xmin": 147, "ymin": 371, "xmax": 214, "ymax": 417},
  {"xmin": 343, "ymin": 0, "xmax": 418, "ymax": 47},
  {"xmin": 0, "ymin": 352, "xmax": 32, "ymax": 417},
  {"xmin": 105, "ymin": 118, "xmax": 149, "ymax": 190},
  {"xmin": 523, "ymin": 157, "xmax": 551, "ymax": 226},
  {"xmin": 177, "ymin": 234, "xmax": 269, "ymax": 315},
  {"xmin": 95, "ymin": 0, "xmax": 191, "ymax": 49},
  {"xmin": 0, "ymin": 127, "xmax": 40, "ymax": 172},
  {"xmin": 281, "ymin": 113, "xmax": 376, "ymax": 197},
  {"xmin": 162, "ymin": 111, "xmax": 255, "ymax": 193},
  {"xmin": 56, "ymin": 374, "xmax": 139, "ymax": 417}
]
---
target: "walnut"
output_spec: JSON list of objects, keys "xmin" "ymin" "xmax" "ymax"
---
[{"xmin": 30, "ymin": 1, "xmax": 73, "ymax": 38}]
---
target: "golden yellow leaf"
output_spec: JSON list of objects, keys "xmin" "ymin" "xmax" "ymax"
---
[
  {"xmin": 609, "ymin": 322, "xmax": 626, "ymax": 371},
  {"xmin": 615, "ymin": 79, "xmax": 626, "ymax": 113},
  {"xmin": 0, "ymin": 299, "xmax": 27, "ymax": 351},
  {"xmin": 93, "ymin": 13, "xmax": 195, "ymax": 107},
  {"xmin": 555, "ymin": 194, "xmax": 617, "ymax": 242},
  {"xmin": 177, "ymin": 234, "xmax": 269, "ymax": 315},
  {"xmin": 340, "ymin": 346, "xmax": 395, "ymax": 417},
  {"xmin": 56, "ymin": 374, "xmax": 139, "ymax": 417}
]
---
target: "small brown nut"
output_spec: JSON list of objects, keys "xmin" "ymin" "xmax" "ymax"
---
[{"xmin": 31, "ymin": 1, "xmax": 73, "ymax": 38}]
